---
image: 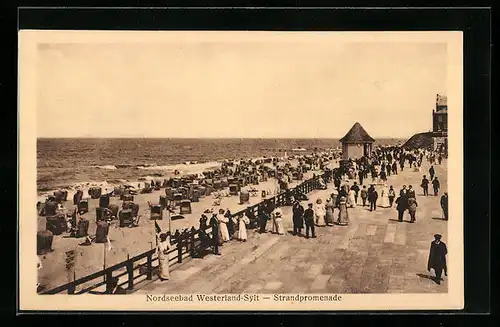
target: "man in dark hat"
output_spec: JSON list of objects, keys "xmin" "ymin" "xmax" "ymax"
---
[
  {"xmin": 368, "ymin": 185, "xmax": 378, "ymax": 211},
  {"xmin": 429, "ymin": 165, "xmax": 435, "ymax": 181},
  {"xmin": 358, "ymin": 169, "xmax": 364, "ymax": 185},
  {"xmin": 292, "ymin": 200, "xmax": 305, "ymax": 236},
  {"xmin": 303, "ymin": 203, "xmax": 316, "ymax": 239},
  {"xmin": 351, "ymin": 182, "xmax": 360, "ymax": 205},
  {"xmin": 427, "ymin": 234, "xmax": 448, "ymax": 284},
  {"xmin": 407, "ymin": 185, "xmax": 416, "ymax": 199},
  {"xmin": 421, "ymin": 175, "xmax": 430, "ymax": 196},
  {"xmin": 225, "ymin": 209, "xmax": 235, "ymax": 239},
  {"xmin": 400, "ymin": 185, "xmax": 407, "ymax": 197},
  {"xmin": 258, "ymin": 206, "xmax": 269, "ymax": 234},
  {"xmin": 209, "ymin": 213, "xmax": 221, "ymax": 255},
  {"xmin": 392, "ymin": 161, "xmax": 398, "ymax": 175},
  {"xmin": 195, "ymin": 215, "xmax": 213, "ymax": 258},
  {"xmin": 432, "ymin": 177, "xmax": 441, "ymax": 196}
]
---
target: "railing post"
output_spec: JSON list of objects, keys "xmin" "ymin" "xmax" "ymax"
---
[
  {"xmin": 183, "ymin": 229, "xmax": 190, "ymax": 253},
  {"xmin": 126, "ymin": 254, "xmax": 134, "ymax": 290},
  {"xmin": 105, "ymin": 270, "xmax": 113, "ymax": 293},
  {"xmin": 177, "ymin": 233, "xmax": 183, "ymax": 263},
  {"xmin": 146, "ymin": 252, "xmax": 153, "ymax": 280},
  {"xmin": 190, "ymin": 227, "xmax": 196, "ymax": 257}
]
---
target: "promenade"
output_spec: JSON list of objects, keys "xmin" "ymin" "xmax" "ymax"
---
[{"xmin": 134, "ymin": 160, "xmax": 448, "ymax": 294}]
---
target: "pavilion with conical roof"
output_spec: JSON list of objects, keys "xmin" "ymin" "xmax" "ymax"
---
[{"xmin": 339, "ymin": 122, "xmax": 375, "ymax": 160}]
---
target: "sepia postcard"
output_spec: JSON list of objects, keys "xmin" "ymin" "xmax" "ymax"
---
[{"xmin": 19, "ymin": 30, "xmax": 464, "ymax": 311}]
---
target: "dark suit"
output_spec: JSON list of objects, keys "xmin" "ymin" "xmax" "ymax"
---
[
  {"xmin": 428, "ymin": 240, "xmax": 448, "ymax": 283},
  {"xmin": 259, "ymin": 210, "xmax": 268, "ymax": 233},
  {"xmin": 292, "ymin": 204, "xmax": 305, "ymax": 235},
  {"xmin": 421, "ymin": 178, "xmax": 429, "ymax": 196},
  {"xmin": 395, "ymin": 196, "xmax": 407, "ymax": 222},
  {"xmin": 209, "ymin": 215, "xmax": 220, "ymax": 254},
  {"xmin": 429, "ymin": 167, "xmax": 435, "ymax": 181},
  {"xmin": 432, "ymin": 179, "xmax": 440, "ymax": 196},
  {"xmin": 303, "ymin": 208, "xmax": 315, "ymax": 238},
  {"xmin": 368, "ymin": 189, "xmax": 378, "ymax": 211}
]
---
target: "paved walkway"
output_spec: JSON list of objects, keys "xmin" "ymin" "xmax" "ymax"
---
[{"xmin": 134, "ymin": 160, "xmax": 448, "ymax": 294}]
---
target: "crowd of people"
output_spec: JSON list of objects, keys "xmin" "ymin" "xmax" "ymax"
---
[{"xmin": 150, "ymin": 145, "xmax": 449, "ymax": 286}]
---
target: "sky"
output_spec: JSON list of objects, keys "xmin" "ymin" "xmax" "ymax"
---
[{"xmin": 36, "ymin": 33, "xmax": 447, "ymax": 139}]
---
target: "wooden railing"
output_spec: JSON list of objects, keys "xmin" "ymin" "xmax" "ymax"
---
[{"xmin": 40, "ymin": 169, "xmax": 335, "ymax": 294}]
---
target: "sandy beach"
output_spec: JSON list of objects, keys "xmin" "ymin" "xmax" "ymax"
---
[{"xmin": 37, "ymin": 157, "xmax": 331, "ymax": 291}]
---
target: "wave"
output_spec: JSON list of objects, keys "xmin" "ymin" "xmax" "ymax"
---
[{"xmin": 94, "ymin": 165, "xmax": 118, "ymax": 170}]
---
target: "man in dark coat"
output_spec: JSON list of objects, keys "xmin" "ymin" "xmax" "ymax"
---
[
  {"xmin": 392, "ymin": 161, "xmax": 398, "ymax": 175},
  {"xmin": 368, "ymin": 185, "xmax": 378, "ymax": 211},
  {"xmin": 432, "ymin": 177, "xmax": 441, "ymax": 196},
  {"xmin": 334, "ymin": 177, "xmax": 341, "ymax": 190},
  {"xmin": 427, "ymin": 234, "xmax": 448, "ymax": 284},
  {"xmin": 395, "ymin": 195, "xmax": 407, "ymax": 222},
  {"xmin": 399, "ymin": 185, "xmax": 407, "ymax": 197},
  {"xmin": 258, "ymin": 207, "xmax": 268, "ymax": 234},
  {"xmin": 407, "ymin": 185, "xmax": 416, "ymax": 199},
  {"xmin": 209, "ymin": 213, "xmax": 221, "ymax": 255},
  {"xmin": 360, "ymin": 186, "xmax": 368, "ymax": 207},
  {"xmin": 429, "ymin": 165, "xmax": 435, "ymax": 181},
  {"xmin": 358, "ymin": 169, "xmax": 364, "ymax": 185},
  {"xmin": 196, "ymin": 216, "xmax": 213, "ymax": 258},
  {"xmin": 292, "ymin": 201, "xmax": 305, "ymax": 236},
  {"xmin": 351, "ymin": 182, "xmax": 360, "ymax": 204},
  {"xmin": 225, "ymin": 209, "xmax": 235, "ymax": 239},
  {"xmin": 440, "ymin": 193, "xmax": 448, "ymax": 220},
  {"xmin": 421, "ymin": 175, "xmax": 429, "ymax": 196},
  {"xmin": 303, "ymin": 203, "xmax": 316, "ymax": 239}
]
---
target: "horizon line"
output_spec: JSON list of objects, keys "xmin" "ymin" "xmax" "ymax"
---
[{"xmin": 36, "ymin": 135, "xmax": 415, "ymax": 140}]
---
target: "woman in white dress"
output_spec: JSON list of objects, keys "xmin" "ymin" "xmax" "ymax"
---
[
  {"xmin": 348, "ymin": 189, "xmax": 357, "ymax": 208},
  {"xmin": 157, "ymin": 232, "xmax": 171, "ymax": 281},
  {"xmin": 217, "ymin": 209, "xmax": 230, "ymax": 242},
  {"xmin": 315, "ymin": 198, "xmax": 326, "ymax": 226},
  {"xmin": 380, "ymin": 184, "xmax": 390, "ymax": 208},
  {"xmin": 237, "ymin": 214, "xmax": 250, "ymax": 241},
  {"xmin": 273, "ymin": 208, "xmax": 285, "ymax": 235}
]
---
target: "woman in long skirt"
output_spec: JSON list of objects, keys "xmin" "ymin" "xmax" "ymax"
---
[
  {"xmin": 217, "ymin": 209, "xmax": 230, "ymax": 242},
  {"xmin": 348, "ymin": 189, "xmax": 357, "ymax": 208},
  {"xmin": 337, "ymin": 196, "xmax": 349, "ymax": 226},
  {"xmin": 324, "ymin": 198, "xmax": 335, "ymax": 226},
  {"xmin": 380, "ymin": 184, "xmax": 390, "ymax": 208},
  {"xmin": 273, "ymin": 208, "xmax": 285, "ymax": 235},
  {"xmin": 237, "ymin": 214, "xmax": 250, "ymax": 241},
  {"xmin": 315, "ymin": 198, "xmax": 326, "ymax": 226},
  {"xmin": 157, "ymin": 233, "xmax": 171, "ymax": 281}
]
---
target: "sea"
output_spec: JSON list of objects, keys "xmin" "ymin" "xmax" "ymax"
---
[{"xmin": 37, "ymin": 138, "xmax": 404, "ymax": 198}]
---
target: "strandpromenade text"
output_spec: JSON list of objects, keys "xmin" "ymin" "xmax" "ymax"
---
[{"xmin": 146, "ymin": 294, "xmax": 343, "ymax": 303}]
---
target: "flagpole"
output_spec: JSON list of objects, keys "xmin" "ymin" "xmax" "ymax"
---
[{"xmin": 168, "ymin": 208, "xmax": 172, "ymax": 234}]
